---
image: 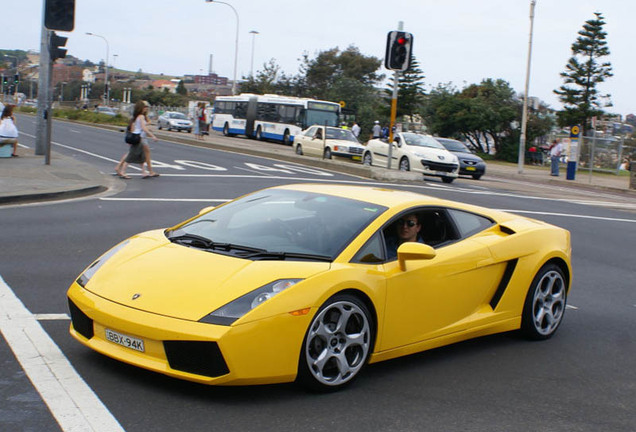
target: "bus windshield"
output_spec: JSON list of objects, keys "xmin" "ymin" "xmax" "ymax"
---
[{"xmin": 305, "ymin": 109, "xmax": 339, "ymax": 128}]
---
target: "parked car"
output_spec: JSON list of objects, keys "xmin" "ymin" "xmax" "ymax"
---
[
  {"xmin": 436, "ymin": 137, "xmax": 487, "ymax": 180},
  {"xmin": 293, "ymin": 126, "xmax": 365, "ymax": 160},
  {"xmin": 67, "ymin": 183, "xmax": 572, "ymax": 390},
  {"xmin": 94, "ymin": 106, "xmax": 117, "ymax": 117},
  {"xmin": 157, "ymin": 111, "xmax": 193, "ymax": 133},
  {"xmin": 363, "ymin": 132, "xmax": 459, "ymax": 183}
]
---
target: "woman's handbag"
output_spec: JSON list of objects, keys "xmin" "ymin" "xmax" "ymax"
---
[{"xmin": 125, "ymin": 131, "xmax": 141, "ymax": 145}]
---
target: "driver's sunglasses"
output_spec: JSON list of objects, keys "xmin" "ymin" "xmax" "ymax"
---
[{"xmin": 397, "ymin": 219, "xmax": 418, "ymax": 227}]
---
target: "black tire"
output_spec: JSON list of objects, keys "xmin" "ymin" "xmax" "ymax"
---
[
  {"xmin": 187, "ymin": 129, "xmax": 192, "ymax": 133},
  {"xmin": 472, "ymin": 174, "xmax": 482, "ymax": 180},
  {"xmin": 441, "ymin": 176, "xmax": 454, "ymax": 184},
  {"xmin": 282, "ymin": 129, "xmax": 291, "ymax": 146},
  {"xmin": 324, "ymin": 147, "xmax": 332, "ymax": 159},
  {"xmin": 223, "ymin": 123, "xmax": 234, "ymax": 137},
  {"xmin": 297, "ymin": 293, "xmax": 374, "ymax": 391},
  {"xmin": 158, "ymin": 123, "xmax": 162, "ymax": 130},
  {"xmin": 363, "ymin": 152, "xmax": 372, "ymax": 166},
  {"xmin": 399, "ymin": 157, "xmax": 410, "ymax": 171},
  {"xmin": 167, "ymin": 126, "xmax": 172, "ymax": 132},
  {"xmin": 256, "ymin": 126, "xmax": 263, "ymax": 141},
  {"xmin": 296, "ymin": 144, "xmax": 303, "ymax": 155},
  {"xmin": 521, "ymin": 263, "xmax": 567, "ymax": 340}
]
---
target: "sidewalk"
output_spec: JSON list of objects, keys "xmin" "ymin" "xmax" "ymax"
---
[{"xmin": 1, "ymin": 129, "xmax": 634, "ymax": 205}]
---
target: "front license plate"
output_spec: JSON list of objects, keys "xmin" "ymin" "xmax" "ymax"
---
[
  {"xmin": 105, "ymin": 329, "xmax": 145, "ymax": 352},
  {"xmin": 466, "ymin": 166, "xmax": 476, "ymax": 171},
  {"xmin": 352, "ymin": 155, "xmax": 361, "ymax": 161}
]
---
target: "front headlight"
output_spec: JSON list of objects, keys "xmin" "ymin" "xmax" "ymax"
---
[
  {"xmin": 76, "ymin": 240, "xmax": 130, "ymax": 287},
  {"xmin": 199, "ymin": 279, "xmax": 303, "ymax": 326}
]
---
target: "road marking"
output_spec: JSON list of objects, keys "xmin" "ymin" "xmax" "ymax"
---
[
  {"xmin": 566, "ymin": 305, "xmax": 579, "ymax": 310},
  {"xmin": 34, "ymin": 313, "xmax": 71, "ymax": 320},
  {"xmin": 496, "ymin": 209, "xmax": 636, "ymax": 224},
  {"xmin": 0, "ymin": 275, "xmax": 124, "ymax": 432},
  {"xmin": 100, "ymin": 197, "xmax": 231, "ymax": 202}
]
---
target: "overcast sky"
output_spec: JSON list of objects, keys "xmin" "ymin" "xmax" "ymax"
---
[{"xmin": 7, "ymin": 0, "xmax": 634, "ymax": 116}]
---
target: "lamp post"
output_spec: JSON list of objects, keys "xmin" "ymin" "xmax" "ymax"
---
[
  {"xmin": 518, "ymin": 0, "xmax": 537, "ymax": 174},
  {"xmin": 205, "ymin": 0, "xmax": 239, "ymax": 95},
  {"xmin": 249, "ymin": 30, "xmax": 259, "ymax": 77},
  {"xmin": 86, "ymin": 32, "xmax": 110, "ymax": 106}
]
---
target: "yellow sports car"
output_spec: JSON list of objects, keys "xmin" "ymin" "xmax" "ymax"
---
[{"xmin": 67, "ymin": 184, "xmax": 572, "ymax": 390}]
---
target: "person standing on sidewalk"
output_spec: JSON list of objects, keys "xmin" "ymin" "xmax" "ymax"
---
[
  {"xmin": 549, "ymin": 139, "xmax": 564, "ymax": 176},
  {"xmin": 0, "ymin": 104, "xmax": 20, "ymax": 157}
]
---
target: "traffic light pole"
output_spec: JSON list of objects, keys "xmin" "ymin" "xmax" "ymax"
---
[
  {"xmin": 35, "ymin": 22, "xmax": 53, "ymax": 164},
  {"xmin": 387, "ymin": 70, "xmax": 399, "ymax": 170}
]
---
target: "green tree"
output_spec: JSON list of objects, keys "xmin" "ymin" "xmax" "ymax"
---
[
  {"xmin": 239, "ymin": 59, "xmax": 294, "ymax": 95},
  {"xmin": 554, "ymin": 12, "xmax": 613, "ymax": 134},
  {"xmin": 384, "ymin": 56, "xmax": 426, "ymax": 119},
  {"xmin": 176, "ymin": 80, "xmax": 187, "ymax": 96}
]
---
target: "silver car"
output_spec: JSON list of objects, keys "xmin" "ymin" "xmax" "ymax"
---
[{"xmin": 157, "ymin": 111, "xmax": 193, "ymax": 133}]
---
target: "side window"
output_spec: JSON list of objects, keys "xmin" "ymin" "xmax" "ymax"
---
[
  {"xmin": 447, "ymin": 209, "xmax": 494, "ymax": 238},
  {"xmin": 304, "ymin": 126, "xmax": 317, "ymax": 137},
  {"xmin": 352, "ymin": 232, "xmax": 385, "ymax": 264}
]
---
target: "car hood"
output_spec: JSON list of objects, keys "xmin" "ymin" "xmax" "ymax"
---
[
  {"xmin": 410, "ymin": 146, "xmax": 457, "ymax": 162},
  {"xmin": 450, "ymin": 151, "xmax": 484, "ymax": 163},
  {"xmin": 83, "ymin": 230, "xmax": 330, "ymax": 321}
]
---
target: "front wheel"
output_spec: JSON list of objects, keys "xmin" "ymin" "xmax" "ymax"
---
[
  {"xmin": 363, "ymin": 152, "xmax": 372, "ymax": 166},
  {"xmin": 296, "ymin": 144, "xmax": 303, "ymax": 155},
  {"xmin": 282, "ymin": 129, "xmax": 291, "ymax": 146},
  {"xmin": 472, "ymin": 174, "xmax": 482, "ymax": 180},
  {"xmin": 223, "ymin": 123, "xmax": 231, "ymax": 137},
  {"xmin": 255, "ymin": 126, "xmax": 263, "ymax": 141},
  {"xmin": 521, "ymin": 263, "xmax": 567, "ymax": 340},
  {"xmin": 297, "ymin": 294, "xmax": 374, "ymax": 391},
  {"xmin": 399, "ymin": 157, "xmax": 410, "ymax": 171},
  {"xmin": 441, "ymin": 176, "xmax": 454, "ymax": 184},
  {"xmin": 324, "ymin": 147, "xmax": 332, "ymax": 159}
]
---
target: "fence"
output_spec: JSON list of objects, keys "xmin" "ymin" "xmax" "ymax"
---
[{"xmin": 550, "ymin": 133, "xmax": 631, "ymax": 176}]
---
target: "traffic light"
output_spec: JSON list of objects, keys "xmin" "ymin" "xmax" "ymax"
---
[
  {"xmin": 1, "ymin": 75, "xmax": 7, "ymax": 86},
  {"xmin": 14, "ymin": 74, "xmax": 19, "ymax": 85},
  {"xmin": 44, "ymin": 0, "xmax": 75, "ymax": 32},
  {"xmin": 49, "ymin": 31, "xmax": 68, "ymax": 62},
  {"xmin": 385, "ymin": 31, "xmax": 414, "ymax": 71}
]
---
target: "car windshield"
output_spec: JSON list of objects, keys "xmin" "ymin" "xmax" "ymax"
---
[
  {"xmin": 169, "ymin": 113, "xmax": 187, "ymax": 119},
  {"xmin": 402, "ymin": 133, "xmax": 445, "ymax": 149},
  {"xmin": 326, "ymin": 128, "xmax": 358, "ymax": 143},
  {"xmin": 437, "ymin": 138, "xmax": 471, "ymax": 153},
  {"xmin": 167, "ymin": 189, "xmax": 387, "ymax": 260}
]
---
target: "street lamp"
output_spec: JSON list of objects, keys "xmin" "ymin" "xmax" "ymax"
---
[
  {"xmin": 205, "ymin": 0, "xmax": 239, "ymax": 95},
  {"xmin": 249, "ymin": 30, "xmax": 259, "ymax": 77},
  {"xmin": 518, "ymin": 0, "xmax": 537, "ymax": 174},
  {"xmin": 85, "ymin": 32, "xmax": 110, "ymax": 106}
]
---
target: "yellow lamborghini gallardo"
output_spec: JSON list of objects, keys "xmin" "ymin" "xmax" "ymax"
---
[{"xmin": 67, "ymin": 184, "xmax": 572, "ymax": 390}]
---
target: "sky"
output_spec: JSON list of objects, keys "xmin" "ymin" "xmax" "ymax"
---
[{"xmin": 6, "ymin": 0, "xmax": 635, "ymax": 116}]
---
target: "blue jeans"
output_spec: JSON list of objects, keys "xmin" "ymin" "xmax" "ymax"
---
[{"xmin": 550, "ymin": 156, "xmax": 560, "ymax": 176}]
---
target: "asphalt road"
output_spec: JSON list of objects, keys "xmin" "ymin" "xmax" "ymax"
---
[{"xmin": 1, "ymin": 118, "xmax": 635, "ymax": 432}]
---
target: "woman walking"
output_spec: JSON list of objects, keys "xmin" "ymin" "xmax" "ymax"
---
[{"xmin": 117, "ymin": 101, "xmax": 160, "ymax": 178}]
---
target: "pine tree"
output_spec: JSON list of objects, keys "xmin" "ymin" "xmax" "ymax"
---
[
  {"xmin": 554, "ymin": 12, "xmax": 613, "ymax": 134},
  {"xmin": 384, "ymin": 56, "xmax": 426, "ymax": 119}
]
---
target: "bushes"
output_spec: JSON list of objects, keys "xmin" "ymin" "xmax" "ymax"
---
[{"xmin": 53, "ymin": 108, "xmax": 129, "ymax": 126}]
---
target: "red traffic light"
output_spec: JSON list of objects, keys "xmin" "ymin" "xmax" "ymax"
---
[{"xmin": 397, "ymin": 37, "xmax": 406, "ymax": 45}]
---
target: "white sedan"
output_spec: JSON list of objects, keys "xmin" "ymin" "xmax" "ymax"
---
[
  {"xmin": 157, "ymin": 111, "xmax": 193, "ymax": 133},
  {"xmin": 294, "ymin": 126, "xmax": 365, "ymax": 160},
  {"xmin": 363, "ymin": 132, "xmax": 459, "ymax": 183}
]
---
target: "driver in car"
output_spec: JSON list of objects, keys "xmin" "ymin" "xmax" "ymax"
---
[{"xmin": 385, "ymin": 213, "xmax": 423, "ymax": 260}]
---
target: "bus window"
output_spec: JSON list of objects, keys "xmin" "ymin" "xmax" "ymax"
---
[
  {"xmin": 235, "ymin": 102, "xmax": 248, "ymax": 119},
  {"xmin": 305, "ymin": 109, "xmax": 339, "ymax": 128}
]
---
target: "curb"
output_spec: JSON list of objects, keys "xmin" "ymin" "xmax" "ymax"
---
[{"xmin": 0, "ymin": 186, "xmax": 107, "ymax": 205}]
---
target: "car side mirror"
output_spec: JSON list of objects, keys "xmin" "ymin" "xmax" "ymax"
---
[
  {"xmin": 397, "ymin": 242, "xmax": 436, "ymax": 271},
  {"xmin": 198, "ymin": 206, "xmax": 215, "ymax": 215}
]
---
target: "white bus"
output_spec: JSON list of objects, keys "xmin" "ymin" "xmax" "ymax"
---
[{"xmin": 211, "ymin": 94, "xmax": 341, "ymax": 145}]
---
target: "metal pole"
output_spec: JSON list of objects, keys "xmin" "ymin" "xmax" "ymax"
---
[
  {"xmin": 86, "ymin": 32, "xmax": 110, "ymax": 105},
  {"xmin": 35, "ymin": 21, "xmax": 51, "ymax": 159},
  {"xmin": 205, "ymin": 1, "xmax": 239, "ymax": 95},
  {"xmin": 387, "ymin": 21, "xmax": 403, "ymax": 170},
  {"xmin": 249, "ymin": 30, "xmax": 259, "ymax": 77},
  {"xmin": 518, "ymin": 0, "xmax": 536, "ymax": 174}
]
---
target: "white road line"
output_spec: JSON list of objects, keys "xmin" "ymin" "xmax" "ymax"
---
[
  {"xmin": 496, "ymin": 209, "xmax": 636, "ymax": 224},
  {"xmin": 34, "ymin": 313, "xmax": 71, "ymax": 320},
  {"xmin": 566, "ymin": 305, "xmax": 579, "ymax": 310},
  {"xmin": 0, "ymin": 275, "xmax": 124, "ymax": 432}
]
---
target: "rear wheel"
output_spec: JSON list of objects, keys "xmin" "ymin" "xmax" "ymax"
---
[
  {"xmin": 441, "ymin": 176, "xmax": 454, "ymax": 184},
  {"xmin": 399, "ymin": 157, "xmax": 410, "ymax": 171},
  {"xmin": 296, "ymin": 144, "xmax": 303, "ymax": 155},
  {"xmin": 324, "ymin": 147, "xmax": 332, "ymax": 159},
  {"xmin": 472, "ymin": 174, "xmax": 482, "ymax": 180},
  {"xmin": 363, "ymin": 152, "xmax": 372, "ymax": 166},
  {"xmin": 297, "ymin": 294, "xmax": 374, "ymax": 391},
  {"xmin": 521, "ymin": 263, "xmax": 567, "ymax": 340},
  {"xmin": 255, "ymin": 126, "xmax": 263, "ymax": 141}
]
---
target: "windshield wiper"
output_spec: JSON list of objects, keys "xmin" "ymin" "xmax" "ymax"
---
[
  {"xmin": 168, "ymin": 234, "xmax": 267, "ymax": 254},
  {"xmin": 241, "ymin": 250, "xmax": 332, "ymax": 262}
]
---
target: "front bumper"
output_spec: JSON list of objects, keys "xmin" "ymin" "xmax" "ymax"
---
[
  {"xmin": 67, "ymin": 282, "xmax": 310, "ymax": 385},
  {"xmin": 418, "ymin": 159, "xmax": 459, "ymax": 177}
]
